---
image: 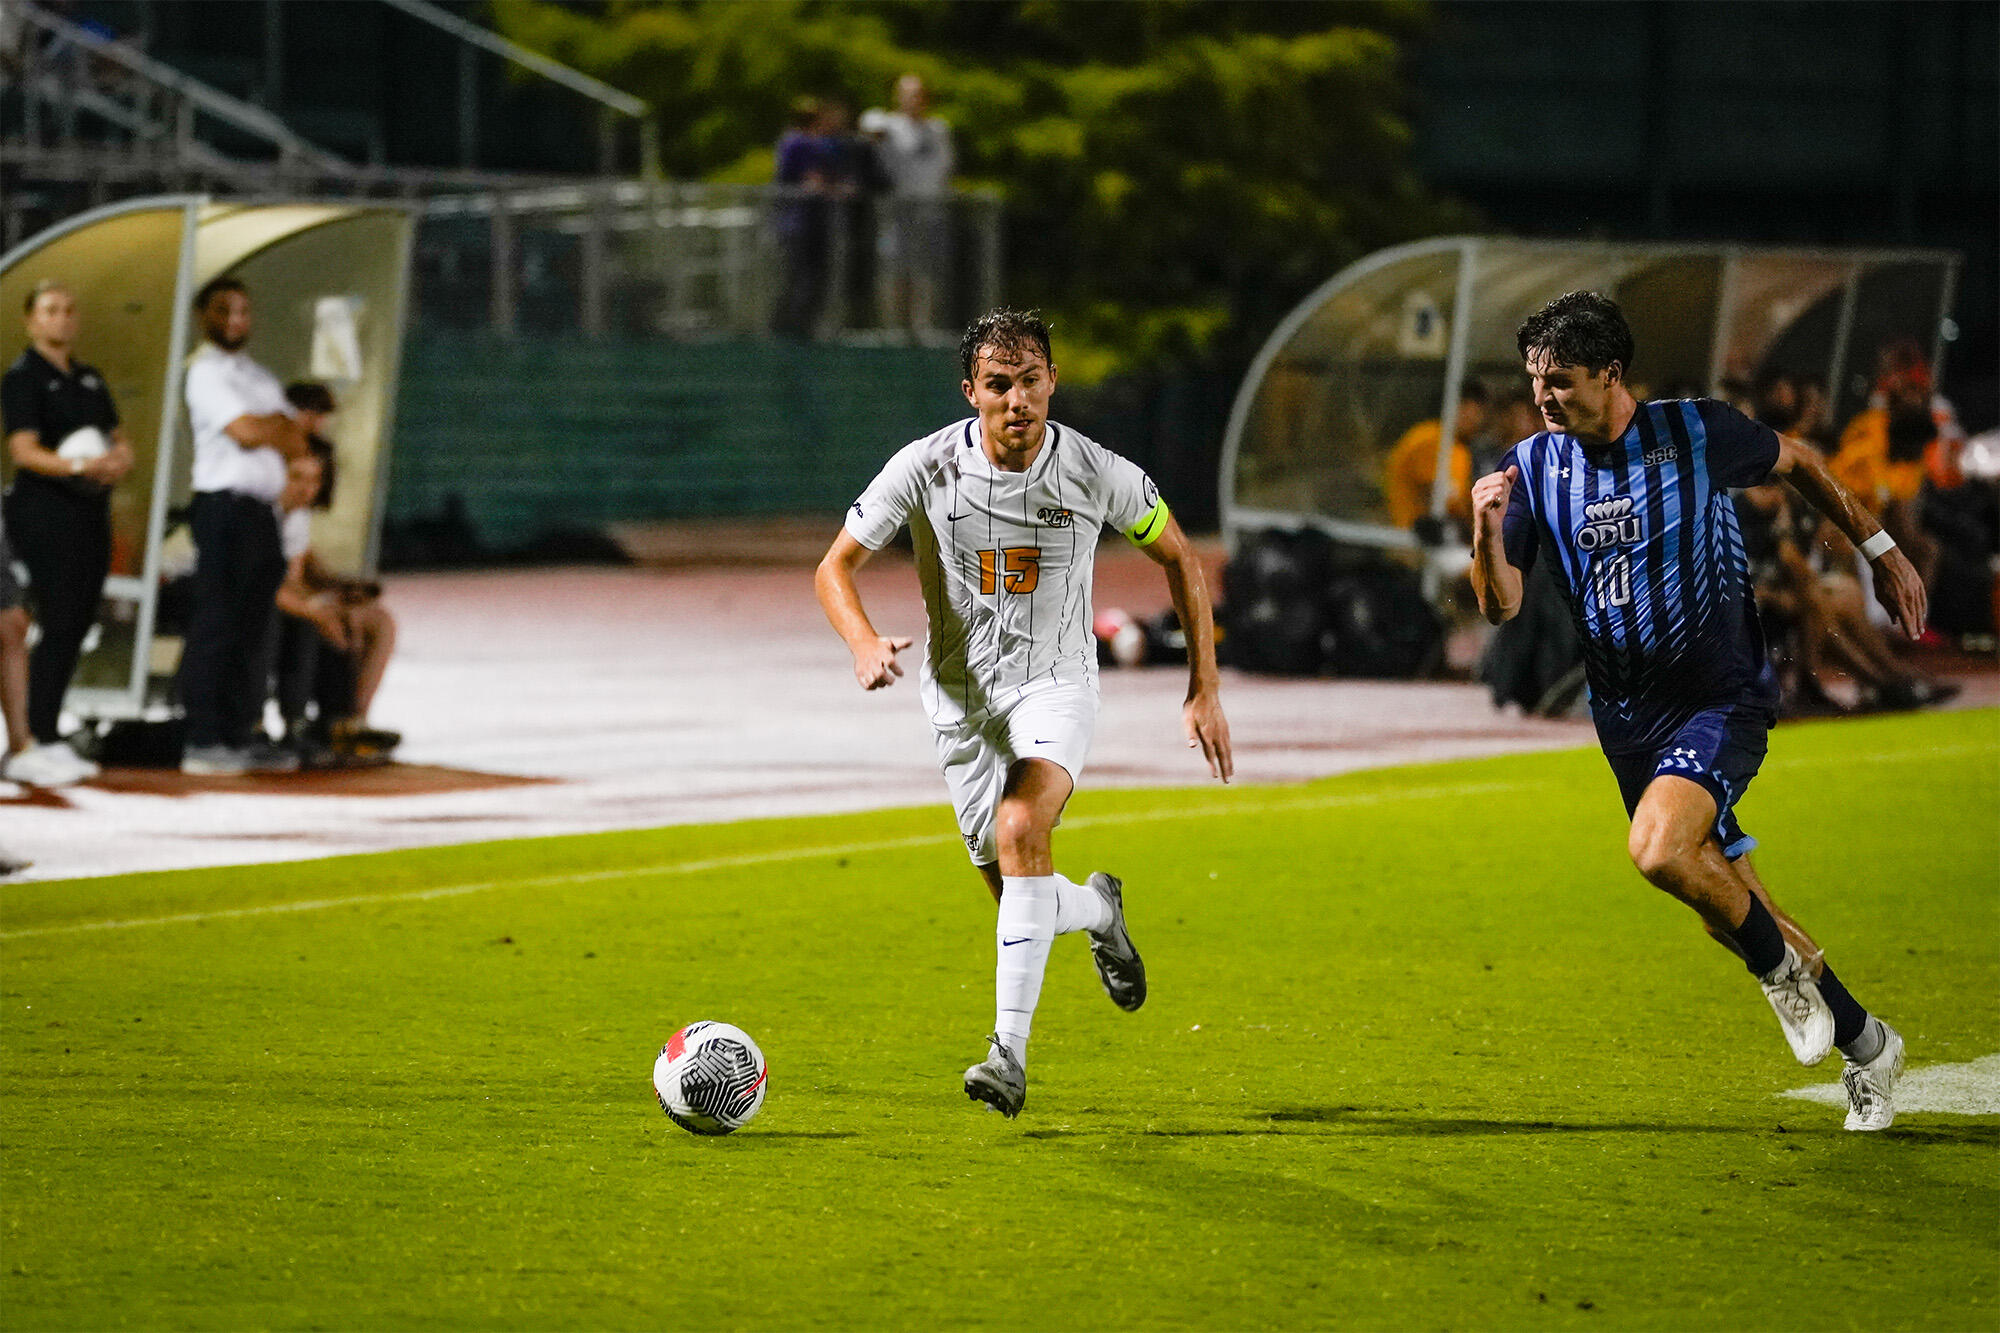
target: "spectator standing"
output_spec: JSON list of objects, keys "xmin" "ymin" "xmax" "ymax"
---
[
  {"xmin": 770, "ymin": 98, "xmax": 841, "ymax": 340},
  {"xmin": 1, "ymin": 513, "xmax": 42, "ymax": 871},
  {"xmin": 861, "ymin": 74, "xmax": 956, "ymax": 338},
  {"xmin": 178, "ymin": 276, "xmax": 305, "ymax": 775},
  {"xmin": 1, "ymin": 278, "xmax": 128, "ymax": 779},
  {"xmin": 1, "ymin": 508, "xmax": 88, "ymax": 790}
]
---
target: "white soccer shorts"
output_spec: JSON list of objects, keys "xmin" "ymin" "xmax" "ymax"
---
[{"xmin": 933, "ymin": 681, "xmax": 1098, "ymax": 865}]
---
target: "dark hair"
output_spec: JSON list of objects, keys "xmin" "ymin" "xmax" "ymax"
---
[
  {"xmin": 193, "ymin": 275, "xmax": 246, "ymax": 310},
  {"xmin": 286, "ymin": 381, "xmax": 336, "ymax": 414},
  {"xmin": 960, "ymin": 308, "xmax": 1053, "ymax": 381},
  {"xmin": 305, "ymin": 435, "xmax": 337, "ymax": 508},
  {"xmin": 1517, "ymin": 291, "xmax": 1635, "ymax": 379}
]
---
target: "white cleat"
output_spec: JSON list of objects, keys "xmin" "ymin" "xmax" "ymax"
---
[
  {"xmin": 1842, "ymin": 1022, "xmax": 1904, "ymax": 1132},
  {"xmin": 963, "ymin": 1034, "xmax": 1027, "ymax": 1118},
  {"xmin": 1759, "ymin": 944, "xmax": 1836, "ymax": 1067},
  {"xmin": 2, "ymin": 742, "xmax": 93, "ymax": 787}
]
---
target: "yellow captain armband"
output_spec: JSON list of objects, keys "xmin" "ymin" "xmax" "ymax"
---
[{"xmin": 1125, "ymin": 496, "xmax": 1171, "ymax": 547}]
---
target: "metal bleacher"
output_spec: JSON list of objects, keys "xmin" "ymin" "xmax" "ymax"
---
[{"xmin": 1, "ymin": 0, "xmax": 1001, "ymax": 343}]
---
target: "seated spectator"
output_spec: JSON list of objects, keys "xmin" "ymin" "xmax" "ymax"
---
[
  {"xmin": 1735, "ymin": 480, "xmax": 1956, "ymax": 714},
  {"xmin": 1832, "ymin": 341, "xmax": 1993, "ymax": 638},
  {"xmin": 270, "ymin": 413, "xmax": 399, "ymax": 766},
  {"xmin": 1790, "ymin": 371, "xmax": 1836, "ymax": 451},
  {"xmin": 1478, "ymin": 389, "xmax": 1541, "ymax": 477},
  {"xmin": 1831, "ymin": 343, "xmax": 1955, "ymax": 580},
  {"xmin": 1384, "ymin": 380, "xmax": 1488, "ymax": 538}
]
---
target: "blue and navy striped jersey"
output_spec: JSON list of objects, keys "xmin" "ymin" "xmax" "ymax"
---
[{"xmin": 1499, "ymin": 398, "xmax": 1782, "ymax": 755}]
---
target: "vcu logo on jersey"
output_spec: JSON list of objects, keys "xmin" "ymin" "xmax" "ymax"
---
[
  {"xmin": 1036, "ymin": 506, "xmax": 1074, "ymax": 529},
  {"xmin": 1574, "ymin": 496, "xmax": 1641, "ymax": 551}
]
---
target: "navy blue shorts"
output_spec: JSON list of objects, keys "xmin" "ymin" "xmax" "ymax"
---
[{"xmin": 1605, "ymin": 704, "xmax": 1772, "ymax": 860}]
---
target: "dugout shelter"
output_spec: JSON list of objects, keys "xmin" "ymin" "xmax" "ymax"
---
[
  {"xmin": 0, "ymin": 195, "xmax": 414, "ymax": 724},
  {"xmin": 1220, "ymin": 237, "xmax": 1961, "ymax": 563}
]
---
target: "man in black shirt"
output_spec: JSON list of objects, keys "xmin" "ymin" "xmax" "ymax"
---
[{"xmin": 0, "ymin": 279, "xmax": 132, "ymax": 783}]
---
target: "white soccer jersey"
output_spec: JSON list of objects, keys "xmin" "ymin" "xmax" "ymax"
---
[{"xmin": 846, "ymin": 418, "xmax": 1168, "ymax": 727}]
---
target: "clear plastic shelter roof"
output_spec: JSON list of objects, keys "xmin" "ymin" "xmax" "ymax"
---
[
  {"xmin": 0, "ymin": 195, "xmax": 415, "ymax": 721},
  {"xmin": 1219, "ymin": 237, "xmax": 1959, "ymax": 550}
]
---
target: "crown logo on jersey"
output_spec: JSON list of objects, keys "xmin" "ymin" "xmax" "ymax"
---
[{"xmin": 1575, "ymin": 495, "xmax": 1642, "ymax": 551}]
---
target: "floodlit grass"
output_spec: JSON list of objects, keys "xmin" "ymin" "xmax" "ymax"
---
[{"xmin": 3, "ymin": 710, "xmax": 1995, "ymax": 1330}]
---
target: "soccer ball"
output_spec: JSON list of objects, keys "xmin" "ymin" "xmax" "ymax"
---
[
  {"xmin": 56, "ymin": 426, "xmax": 109, "ymax": 463},
  {"xmin": 653, "ymin": 1021, "xmax": 767, "ymax": 1135}
]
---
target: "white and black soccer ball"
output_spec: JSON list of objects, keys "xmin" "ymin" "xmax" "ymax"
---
[
  {"xmin": 55, "ymin": 426, "xmax": 109, "ymax": 463},
  {"xmin": 653, "ymin": 1021, "xmax": 767, "ymax": 1135}
]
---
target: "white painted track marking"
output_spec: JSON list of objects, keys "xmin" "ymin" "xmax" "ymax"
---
[{"xmin": 1782, "ymin": 1054, "xmax": 2000, "ymax": 1116}]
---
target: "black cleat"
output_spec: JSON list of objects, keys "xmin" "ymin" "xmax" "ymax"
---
[{"xmin": 1086, "ymin": 872, "xmax": 1147, "ymax": 1012}]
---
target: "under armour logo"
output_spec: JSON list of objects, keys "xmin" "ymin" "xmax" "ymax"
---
[{"xmin": 1662, "ymin": 747, "xmax": 1705, "ymax": 773}]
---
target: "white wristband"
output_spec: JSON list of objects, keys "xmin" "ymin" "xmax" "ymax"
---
[{"xmin": 1859, "ymin": 530, "xmax": 1897, "ymax": 560}]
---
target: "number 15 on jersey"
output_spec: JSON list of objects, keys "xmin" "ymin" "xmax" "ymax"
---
[{"xmin": 976, "ymin": 547, "xmax": 1042, "ymax": 595}]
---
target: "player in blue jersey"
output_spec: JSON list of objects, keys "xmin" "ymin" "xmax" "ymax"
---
[{"xmin": 1469, "ymin": 292, "xmax": 1928, "ymax": 1131}]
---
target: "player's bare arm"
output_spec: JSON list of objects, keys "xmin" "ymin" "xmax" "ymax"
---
[
  {"xmin": 1770, "ymin": 434, "xmax": 1926, "ymax": 639},
  {"xmin": 1468, "ymin": 464, "xmax": 1523, "ymax": 624},
  {"xmin": 815, "ymin": 527, "xmax": 913, "ymax": 690},
  {"xmin": 1139, "ymin": 515, "xmax": 1232, "ymax": 782}
]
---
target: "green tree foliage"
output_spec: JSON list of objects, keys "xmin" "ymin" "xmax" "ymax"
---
[{"xmin": 491, "ymin": 0, "xmax": 1468, "ymax": 378}]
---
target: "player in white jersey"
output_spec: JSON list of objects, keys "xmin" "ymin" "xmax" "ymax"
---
[{"xmin": 817, "ymin": 309, "xmax": 1232, "ymax": 1118}]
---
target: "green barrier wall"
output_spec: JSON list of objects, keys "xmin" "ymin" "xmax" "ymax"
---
[{"xmin": 386, "ymin": 333, "xmax": 967, "ymax": 550}]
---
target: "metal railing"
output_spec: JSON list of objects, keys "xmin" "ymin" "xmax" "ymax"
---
[
  {"xmin": 417, "ymin": 181, "xmax": 1003, "ymax": 342},
  {"xmin": 1, "ymin": 0, "xmax": 1003, "ymax": 341},
  {"xmin": 374, "ymin": 0, "xmax": 658, "ymax": 177},
  {"xmin": 3, "ymin": 1, "xmax": 355, "ymax": 186}
]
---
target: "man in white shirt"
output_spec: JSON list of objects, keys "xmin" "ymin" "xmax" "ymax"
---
[
  {"xmin": 860, "ymin": 74, "xmax": 955, "ymax": 337},
  {"xmin": 816, "ymin": 309, "xmax": 1232, "ymax": 1118},
  {"xmin": 178, "ymin": 276, "xmax": 307, "ymax": 775}
]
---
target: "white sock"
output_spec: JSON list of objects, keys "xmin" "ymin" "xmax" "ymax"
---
[
  {"xmin": 1051, "ymin": 873, "xmax": 1112, "ymax": 936},
  {"xmin": 1840, "ymin": 1015, "xmax": 1887, "ymax": 1065},
  {"xmin": 994, "ymin": 875, "xmax": 1057, "ymax": 1064}
]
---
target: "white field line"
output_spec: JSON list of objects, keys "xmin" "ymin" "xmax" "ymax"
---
[
  {"xmin": 0, "ymin": 780, "xmax": 1517, "ymax": 942},
  {"xmin": 3, "ymin": 734, "xmax": 1992, "ymax": 943},
  {"xmin": 1781, "ymin": 1054, "xmax": 2000, "ymax": 1116}
]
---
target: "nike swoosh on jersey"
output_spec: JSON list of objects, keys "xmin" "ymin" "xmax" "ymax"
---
[{"xmin": 1001, "ymin": 937, "xmax": 1032, "ymax": 947}]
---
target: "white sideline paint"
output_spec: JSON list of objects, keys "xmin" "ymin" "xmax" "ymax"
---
[
  {"xmin": 0, "ymin": 779, "xmax": 1518, "ymax": 941},
  {"xmin": 8, "ymin": 565, "xmax": 1989, "ymax": 885},
  {"xmin": 11, "ymin": 727, "xmax": 1989, "ymax": 942},
  {"xmin": 1781, "ymin": 1053, "xmax": 2000, "ymax": 1117}
]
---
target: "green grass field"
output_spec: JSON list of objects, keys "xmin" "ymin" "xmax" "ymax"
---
[{"xmin": 3, "ymin": 710, "xmax": 1996, "ymax": 1330}]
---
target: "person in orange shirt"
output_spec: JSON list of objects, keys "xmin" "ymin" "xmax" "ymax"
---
[
  {"xmin": 1831, "ymin": 343, "xmax": 1964, "ymax": 508},
  {"xmin": 1830, "ymin": 343, "xmax": 1960, "ymax": 593},
  {"xmin": 1384, "ymin": 380, "xmax": 1488, "ymax": 537}
]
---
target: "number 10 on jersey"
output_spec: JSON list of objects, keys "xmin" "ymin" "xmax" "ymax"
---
[{"xmin": 976, "ymin": 547, "xmax": 1042, "ymax": 595}]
